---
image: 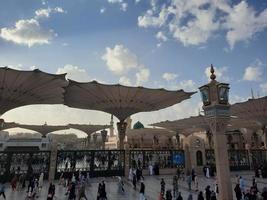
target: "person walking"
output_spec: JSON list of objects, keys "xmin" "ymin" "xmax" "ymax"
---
[
  {"xmin": 132, "ymin": 173, "xmax": 137, "ymax": 190},
  {"xmin": 234, "ymin": 183, "xmax": 242, "ymax": 200},
  {"xmin": 166, "ymin": 189, "xmax": 172, "ymax": 200},
  {"xmin": 117, "ymin": 177, "xmax": 124, "ymax": 194},
  {"xmin": 176, "ymin": 192, "xmax": 183, "ymax": 200},
  {"xmin": 239, "ymin": 176, "xmax": 245, "ymax": 193},
  {"xmin": 139, "ymin": 180, "xmax": 145, "ymax": 200},
  {"xmin": 210, "ymin": 191, "xmax": 217, "ymax": 200},
  {"xmin": 68, "ymin": 182, "xmax": 76, "ymax": 200},
  {"xmin": 39, "ymin": 172, "xmax": 44, "ymax": 191},
  {"xmin": 205, "ymin": 185, "xmax": 211, "ymax": 200},
  {"xmin": 11, "ymin": 175, "xmax": 17, "ymax": 191},
  {"xmin": 195, "ymin": 175, "xmax": 198, "ymax": 191},
  {"xmin": 197, "ymin": 191, "xmax": 204, "ymax": 200},
  {"xmin": 262, "ymin": 187, "xmax": 267, "ymax": 200},
  {"xmin": 187, "ymin": 194, "xmax": 193, "ymax": 200},
  {"xmin": 160, "ymin": 178, "xmax": 165, "ymax": 195},
  {"xmin": 186, "ymin": 174, "xmax": 192, "ymax": 191},
  {"xmin": 0, "ymin": 182, "xmax": 6, "ymax": 199},
  {"xmin": 47, "ymin": 183, "xmax": 55, "ymax": 200},
  {"xmin": 78, "ymin": 182, "xmax": 87, "ymax": 200},
  {"xmin": 173, "ymin": 175, "xmax": 179, "ymax": 197}
]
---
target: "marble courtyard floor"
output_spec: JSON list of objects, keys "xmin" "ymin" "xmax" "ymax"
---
[{"xmin": 2, "ymin": 171, "xmax": 267, "ymax": 200}]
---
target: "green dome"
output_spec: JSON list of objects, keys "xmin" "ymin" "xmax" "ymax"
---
[{"xmin": 133, "ymin": 121, "xmax": 144, "ymax": 129}]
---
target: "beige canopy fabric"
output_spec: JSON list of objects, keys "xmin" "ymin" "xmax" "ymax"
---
[
  {"xmin": 227, "ymin": 118, "xmax": 261, "ymax": 131},
  {"xmin": 0, "ymin": 67, "xmax": 68, "ymax": 115},
  {"xmin": 64, "ymin": 80, "xmax": 196, "ymax": 121},
  {"xmin": 0, "ymin": 119, "xmax": 20, "ymax": 131},
  {"xmin": 151, "ymin": 115, "xmax": 209, "ymax": 137},
  {"xmin": 17, "ymin": 123, "xmax": 69, "ymax": 137},
  {"xmin": 68, "ymin": 124, "xmax": 110, "ymax": 136},
  {"xmin": 231, "ymin": 96, "xmax": 267, "ymax": 128}
]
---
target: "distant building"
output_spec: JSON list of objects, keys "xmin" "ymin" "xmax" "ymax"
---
[{"xmin": 0, "ymin": 131, "xmax": 50, "ymax": 151}]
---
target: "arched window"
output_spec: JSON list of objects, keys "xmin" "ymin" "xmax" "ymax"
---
[{"xmin": 196, "ymin": 150, "xmax": 203, "ymax": 166}]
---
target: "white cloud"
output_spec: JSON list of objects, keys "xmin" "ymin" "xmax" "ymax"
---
[
  {"xmin": 205, "ymin": 66, "xmax": 229, "ymax": 82},
  {"xmin": 35, "ymin": 7, "xmax": 65, "ymax": 19},
  {"xmin": 177, "ymin": 80, "xmax": 197, "ymax": 91},
  {"xmin": 243, "ymin": 60, "xmax": 262, "ymax": 81},
  {"xmin": 102, "ymin": 44, "xmax": 139, "ymax": 75},
  {"xmin": 100, "ymin": 7, "xmax": 106, "ymax": 14},
  {"xmin": 0, "ymin": 7, "xmax": 65, "ymax": 47},
  {"xmin": 0, "ymin": 19, "xmax": 56, "ymax": 47},
  {"xmin": 56, "ymin": 64, "xmax": 90, "ymax": 82},
  {"xmin": 119, "ymin": 76, "xmax": 132, "ymax": 86},
  {"xmin": 156, "ymin": 31, "xmax": 167, "ymax": 42},
  {"xmin": 120, "ymin": 3, "xmax": 128, "ymax": 12},
  {"xmin": 224, "ymin": 1, "xmax": 267, "ymax": 49},
  {"xmin": 136, "ymin": 68, "xmax": 150, "ymax": 86},
  {"xmin": 162, "ymin": 72, "xmax": 177, "ymax": 81},
  {"xmin": 137, "ymin": 0, "xmax": 267, "ymax": 48},
  {"xmin": 138, "ymin": 7, "xmax": 168, "ymax": 28},
  {"xmin": 107, "ymin": 0, "xmax": 127, "ymax": 12}
]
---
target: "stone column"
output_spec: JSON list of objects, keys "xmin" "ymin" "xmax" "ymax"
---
[
  {"xmin": 48, "ymin": 143, "xmax": 57, "ymax": 182},
  {"xmin": 117, "ymin": 121, "xmax": 127, "ymax": 150},
  {"xmin": 207, "ymin": 117, "xmax": 233, "ymax": 200},
  {"xmin": 101, "ymin": 130, "xmax": 107, "ymax": 150},
  {"xmin": 206, "ymin": 130, "xmax": 213, "ymax": 149},
  {"xmin": 184, "ymin": 144, "xmax": 192, "ymax": 174}
]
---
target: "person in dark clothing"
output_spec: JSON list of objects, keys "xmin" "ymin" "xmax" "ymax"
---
[
  {"xmin": 234, "ymin": 184, "xmax": 242, "ymax": 200},
  {"xmin": 205, "ymin": 185, "xmax": 211, "ymax": 200},
  {"xmin": 0, "ymin": 182, "xmax": 6, "ymax": 200},
  {"xmin": 97, "ymin": 183, "xmax": 102, "ymax": 200},
  {"xmin": 191, "ymin": 168, "xmax": 195, "ymax": 182},
  {"xmin": 160, "ymin": 178, "xmax": 166, "ymax": 196},
  {"xmin": 68, "ymin": 182, "xmax": 76, "ymax": 200},
  {"xmin": 176, "ymin": 192, "xmax": 183, "ymax": 200},
  {"xmin": 132, "ymin": 173, "xmax": 137, "ymax": 190},
  {"xmin": 101, "ymin": 181, "xmax": 107, "ymax": 199},
  {"xmin": 262, "ymin": 187, "xmax": 267, "ymax": 200},
  {"xmin": 140, "ymin": 181, "xmax": 145, "ymax": 200},
  {"xmin": 197, "ymin": 191, "xmax": 204, "ymax": 200},
  {"xmin": 47, "ymin": 183, "xmax": 55, "ymax": 200},
  {"xmin": 166, "ymin": 190, "xmax": 172, "ymax": 200},
  {"xmin": 210, "ymin": 191, "xmax": 217, "ymax": 200}
]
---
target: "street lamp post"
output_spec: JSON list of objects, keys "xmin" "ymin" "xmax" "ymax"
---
[{"xmin": 199, "ymin": 65, "xmax": 233, "ymax": 200}]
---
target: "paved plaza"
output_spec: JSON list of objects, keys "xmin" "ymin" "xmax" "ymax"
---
[{"xmin": 2, "ymin": 171, "xmax": 267, "ymax": 200}]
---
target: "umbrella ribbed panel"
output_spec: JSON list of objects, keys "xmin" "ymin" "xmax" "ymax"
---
[
  {"xmin": 17, "ymin": 124, "xmax": 69, "ymax": 137},
  {"xmin": 231, "ymin": 96, "xmax": 267, "ymax": 127},
  {"xmin": 0, "ymin": 67, "xmax": 68, "ymax": 115},
  {"xmin": 151, "ymin": 115, "xmax": 209, "ymax": 137},
  {"xmin": 227, "ymin": 118, "xmax": 261, "ymax": 131},
  {"xmin": 64, "ymin": 80, "xmax": 196, "ymax": 121},
  {"xmin": 0, "ymin": 121, "xmax": 20, "ymax": 131},
  {"xmin": 68, "ymin": 124, "xmax": 110, "ymax": 136}
]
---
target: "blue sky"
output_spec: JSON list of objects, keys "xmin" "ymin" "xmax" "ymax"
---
[{"xmin": 0, "ymin": 0, "xmax": 267, "ymax": 136}]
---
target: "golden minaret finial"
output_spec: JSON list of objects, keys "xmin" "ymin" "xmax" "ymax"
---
[{"xmin": 210, "ymin": 64, "xmax": 216, "ymax": 80}]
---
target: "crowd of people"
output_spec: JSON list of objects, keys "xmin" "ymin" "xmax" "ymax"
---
[{"xmin": 1, "ymin": 166, "xmax": 267, "ymax": 200}]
